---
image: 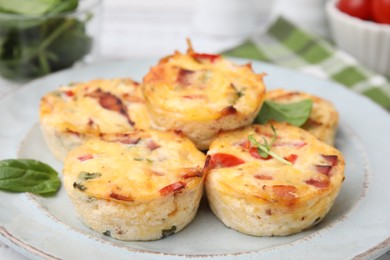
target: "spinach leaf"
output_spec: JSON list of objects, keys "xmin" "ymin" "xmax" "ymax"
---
[
  {"xmin": 0, "ymin": 0, "xmax": 58, "ymax": 15},
  {"xmin": 47, "ymin": 18, "xmax": 92, "ymax": 71},
  {"xmin": 0, "ymin": 0, "xmax": 92, "ymax": 80},
  {"xmin": 255, "ymin": 99, "xmax": 313, "ymax": 127},
  {"xmin": 161, "ymin": 226, "xmax": 177, "ymax": 239},
  {"xmin": 0, "ymin": 159, "xmax": 61, "ymax": 194},
  {"xmin": 0, "ymin": 0, "xmax": 78, "ymax": 15}
]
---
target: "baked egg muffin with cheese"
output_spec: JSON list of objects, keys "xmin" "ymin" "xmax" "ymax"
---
[
  {"xmin": 266, "ymin": 89, "xmax": 339, "ymax": 145},
  {"xmin": 205, "ymin": 122, "xmax": 345, "ymax": 236},
  {"xmin": 40, "ymin": 78, "xmax": 151, "ymax": 161},
  {"xmin": 63, "ymin": 130, "xmax": 206, "ymax": 241},
  {"xmin": 141, "ymin": 43, "xmax": 266, "ymax": 150}
]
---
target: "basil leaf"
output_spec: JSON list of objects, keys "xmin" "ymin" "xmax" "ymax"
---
[
  {"xmin": 0, "ymin": 159, "xmax": 61, "ymax": 194},
  {"xmin": 255, "ymin": 99, "xmax": 313, "ymax": 127}
]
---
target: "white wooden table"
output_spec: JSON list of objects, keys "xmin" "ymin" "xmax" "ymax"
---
[{"xmin": 0, "ymin": 0, "xmax": 389, "ymax": 259}]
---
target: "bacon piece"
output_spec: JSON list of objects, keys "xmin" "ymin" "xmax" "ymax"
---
[
  {"xmin": 244, "ymin": 63, "xmax": 253, "ymax": 70},
  {"xmin": 159, "ymin": 181, "xmax": 186, "ymax": 196},
  {"xmin": 220, "ymin": 105, "xmax": 237, "ymax": 116},
  {"xmin": 284, "ymin": 154, "xmax": 298, "ymax": 164},
  {"xmin": 322, "ymin": 154, "xmax": 338, "ymax": 166},
  {"xmin": 66, "ymin": 128, "xmax": 80, "ymax": 136},
  {"xmin": 64, "ymin": 90, "xmax": 74, "ymax": 97},
  {"xmin": 77, "ymin": 154, "xmax": 93, "ymax": 162},
  {"xmin": 249, "ymin": 147, "xmax": 272, "ymax": 160},
  {"xmin": 305, "ymin": 179, "xmax": 330, "ymax": 189},
  {"xmin": 109, "ymin": 192, "xmax": 133, "ymax": 201},
  {"xmin": 182, "ymin": 167, "xmax": 203, "ymax": 179},
  {"xmin": 177, "ymin": 68, "xmax": 194, "ymax": 86},
  {"xmin": 315, "ymin": 165, "xmax": 332, "ymax": 176},
  {"xmin": 86, "ymin": 89, "xmax": 134, "ymax": 126},
  {"xmin": 254, "ymin": 174, "xmax": 273, "ymax": 180},
  {"xmin": 192, "ymin": 53, "xmax": 221, "ymax": 63},
  {"xmin": 204, "ymin": 153, "xmax": 245, "ymax": 171},
  {"xmin": 173, "ymin": 129, "xmax": 184, "ymax": 136},
  {"xmin": 87, "ymin": 118, "xmax": 94, "ymax": 127},
  {"xmin": 147, "ymin": 140, "xmax": 161, "ymax": 151},
  {"xmin": 204, "ymin": 155, "xmax": 212, "ymax": 170},
  {"xmin": 272, "ymin": 185, "xmax": 297, "ymax": 206}
]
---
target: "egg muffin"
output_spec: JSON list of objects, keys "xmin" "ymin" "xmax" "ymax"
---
[
  {"xmin": 141, "ymin": 43, "xmax": 266, "ymax": 150},
  {"xmin": 63, "ymin": 130, "xmax": 206, "ymax": 241},
  {"xmin": 266, "ymin": 89, "xmax": 339, "ymax": 145},
  {"xmin": 40, "ymin": 78, "xmax": 151, "ymax": 161},
  {"xmin": 205, "ymin": 122, "xmax": 345, "ymax": 236}
]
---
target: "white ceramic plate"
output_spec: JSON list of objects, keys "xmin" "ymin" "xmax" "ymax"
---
[{"xmin": 0, "ymin": 59, "xmax": 389, "ymax": 260}]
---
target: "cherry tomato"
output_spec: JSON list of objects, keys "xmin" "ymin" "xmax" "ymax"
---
[
  {"xmin": 371, "ymin": 0, "xmax": 390, "ymax": 24},
  {"xmin": 337, "ymin": 0, "xmax": 371, "ymax": 20},
  {"xmin": 205, "ymin": 153, "xmax": 244, "ymax": 170}
]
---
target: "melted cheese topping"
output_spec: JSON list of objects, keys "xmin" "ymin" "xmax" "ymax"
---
[
  {"xmin": 63, "ymin": 130, "xmax": 206, "ymax": 202},
  {"xmin": 142, "ymin": 52, "xmax": 266, "ymax": 121},
  {"xmin": 40, "ymin": 78, "xmax": 150, "ymax": 134},
  {"xmin": 207, "ymin": 122, "xmax": 345, "ymax": 206}
]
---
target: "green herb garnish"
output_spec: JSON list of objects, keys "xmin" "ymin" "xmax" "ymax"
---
[
  {"xmin": 78, "ymin": 171, "xmax": 101, "ymax": 181},
  {"xmin": 73, "ymin": 182, "xmax": 86, "ymax": 191},
  {"xmin": 0, "ymin": 0, "xmax": 93, "ymax": 80},
  {"xmin": 248, "ymin": 126, "xmax": 292, "ymax": 166},
  {"xmin": 73, "ymin": 171, "xmax": 101, "ymax": 192},
  {"xmin": 230, "ymin": 84, "xmax": 244, "ymax": 98},
  {"xmin": 255, "ymin": 99, "xmax": 313, "ymax": 127},
  {"xmin": 161, "ymin": 225, "xmax": 177, "ymax": 239},
  {"xmin": 0, "ymin": 159, "xmax": 60, "ymax": 194},
  {"xmin": 134, "ymin": 158, "xmax": 153, "ymax": 163}
]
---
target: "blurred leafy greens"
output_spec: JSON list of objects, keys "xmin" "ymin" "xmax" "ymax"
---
[{"xmin": 0, "ymin": 0, "xmax": 92, "ymax": 80}]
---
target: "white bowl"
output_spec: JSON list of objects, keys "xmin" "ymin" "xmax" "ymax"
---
[{"xmin": 326, "ymin": 0, "xmax": 390, "ymax": 77}]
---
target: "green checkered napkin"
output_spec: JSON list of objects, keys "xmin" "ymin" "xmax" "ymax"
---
[{"xmin": 224, "ymin": 16, "xmax": 390, "ymax": 109}]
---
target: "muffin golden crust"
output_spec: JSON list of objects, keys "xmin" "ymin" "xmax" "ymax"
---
[
  {"xmin": 39, "ymin": 78, "xmax": 151, "ymax": 161},
  {"xmin": 266, "ymin": 89, "xmax": 339, "ymax": 145},
  {"xmin": 141, "ymin": 47, "xmax": 266, "ymax": 150},
  {"xmin": 205, "ymin": 122, "xmax": 345, "ymax": 236},
  {"xmin": 63, "ymin": 130, "xmax": 206, "ymax": 241}
]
